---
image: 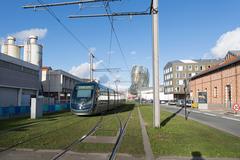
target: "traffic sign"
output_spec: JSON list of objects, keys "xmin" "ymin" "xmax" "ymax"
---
[{"xmin": 232, "ymin": 103, "xmax": 240, "ymax": 112}]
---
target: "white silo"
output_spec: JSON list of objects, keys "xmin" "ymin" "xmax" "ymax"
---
[
  {"xmin": 1, "ymin": 36, "xmax": 20, "ymax": 59},
  {"xmin": 23, "ymin": 36, "xmax": 43, "ymax": 66}
]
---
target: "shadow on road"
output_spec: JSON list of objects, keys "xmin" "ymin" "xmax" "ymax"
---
[
  {"xmin": 191, "ymin": 151, "xmax": 205, "ymax": 160},
  {"xmin": 160, "ymin": 107, "xmax": 183, "ymax": 127}
]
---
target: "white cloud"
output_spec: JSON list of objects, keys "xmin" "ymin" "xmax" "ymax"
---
[
  {"xmin": 69, "ymin": 60, "xmax": 103, "ymax": 79},
  {"xmin": 211, "ymin": 27, "xmax": 240, "ymax": 58},
  {"xmin": 105, "ymin": 81, "xmax": 130, "ymax": 92},
  {"xmin": 10, "ymin": 28, "xmax": 48, "ymax": 41}
]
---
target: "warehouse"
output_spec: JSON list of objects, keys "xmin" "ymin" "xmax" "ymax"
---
[
  {"xmin": 0, "ymin": 36, "xmax": 42, "ymax": 110},
  {"xmin": 189, "ymin": 51, "xmax": 240, "ymax": 110}
]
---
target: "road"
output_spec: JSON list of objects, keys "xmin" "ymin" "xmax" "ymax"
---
[{"xmin": 161, "ymin": 104, "xmax": 240, "ymax": 137}]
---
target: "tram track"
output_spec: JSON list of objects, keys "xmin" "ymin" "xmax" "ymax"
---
[
  {"xmin": 49, "ymin": 106, "xmax": 133, "ymax": 160},
  {"xmin": 50, "ymin": 115, "xmax": 104, "ymax": 160}
]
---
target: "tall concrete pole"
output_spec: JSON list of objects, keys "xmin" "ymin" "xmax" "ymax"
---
[
  {"xmin": 152, "ymin": 0, "xmax": 160, "ymax": 127},
  {"xmin": 89, "ymin": 52, "xmax": 93, "ymax": 81}
]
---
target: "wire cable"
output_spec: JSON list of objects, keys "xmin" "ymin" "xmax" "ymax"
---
[{"xmin": 104, "ymin": 5, "xmax": 130, "ymax": 71}]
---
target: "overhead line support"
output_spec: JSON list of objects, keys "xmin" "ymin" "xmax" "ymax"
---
[
  {"xmin": 69, "ymin": 12, "xmax": 150, "ymax": 18},
  {"xmin": 23, "ymin": 0, "xmax": 120, "ymax": 9}
]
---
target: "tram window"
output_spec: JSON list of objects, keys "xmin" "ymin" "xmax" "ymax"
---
[{"xmin": 77, "ymin": 90, "xmax": 92, "ymax": 98}]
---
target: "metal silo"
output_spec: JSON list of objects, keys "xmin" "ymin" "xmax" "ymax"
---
[
  {"xmin": 130, "ymin": 65, "xmax": 149, "ymax": 95},
  {"xmin": 23, "ymin": 36, "xmax": 43, "ymax": 66},
  {"xmin": 1, "ymin": 36, "xmax": 20, "ymax": 59}
]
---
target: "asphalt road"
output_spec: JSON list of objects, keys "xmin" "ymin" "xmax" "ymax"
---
[{"xmin": 161, "ymin": 104, "xmax": 240, "ymax": 137}]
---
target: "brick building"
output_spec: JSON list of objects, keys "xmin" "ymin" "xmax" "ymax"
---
[{"xmin": 189, "ymin": 51, "xmax": 240, "ymax": 110}]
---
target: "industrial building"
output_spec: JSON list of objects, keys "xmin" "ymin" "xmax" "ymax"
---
[
  {"xmin": 0, "ymin": 36, "xmax": 42, "ymax": 108},
  {"xmin": 41, "ymin": 67, "xmax": 89, "ymax": 103},
  {"xmin": 138, "ymin": 85, "xmax": 173, "ymax": 102},
  {"xmin": 163, "ymin": 58, "xmax": 222, "ymax": 100},
  {"xmin": 189, "ymin": 51, "xmax": 240, "ymax": 110}
]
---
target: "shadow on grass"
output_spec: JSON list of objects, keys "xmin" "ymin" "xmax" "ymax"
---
[
  {"xmin": 191, "ymin": 151, "xmax": 205, "ymax": 160},
  {"xmin": 160, "ymin": 107, "xmax": 183, "ymax": 127}
]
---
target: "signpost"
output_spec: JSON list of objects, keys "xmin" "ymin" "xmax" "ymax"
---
[{"xmin": 232, "ymin": 103, "xmax": 240, "ymax": 112}]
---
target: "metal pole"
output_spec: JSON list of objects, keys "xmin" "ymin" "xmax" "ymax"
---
[
  {"xmin": 89, "ymin": 52, "xmax": 93, "ymax": 81},
  {"xmin": 152, "ymin": 0, "xmax": 160, "ymax": 128}
]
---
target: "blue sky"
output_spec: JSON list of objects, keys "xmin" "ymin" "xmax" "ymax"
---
[{"xmin": 1, "ymin": 0, "xmax": 240, "ymax": 89}]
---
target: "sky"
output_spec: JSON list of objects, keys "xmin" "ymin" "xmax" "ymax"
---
[{"xmin": 1, "ymin": 0, "xmax": 240, "ymax": 90}]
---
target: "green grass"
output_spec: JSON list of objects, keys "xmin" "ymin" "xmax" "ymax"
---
[
  {"xmin": 140, "ymin": 105, "xmax": 240, "ymax": 158},
  {"xmin": 0, "ymin": 104, "xmax": 144, "ymax": 155},
  {"xmin": 119, "ymin": 105, "xmax": 144, "ymax": 156},
  {"xmin": 73, "ymin": 104, "xmax": 145, "ymax": 155}
]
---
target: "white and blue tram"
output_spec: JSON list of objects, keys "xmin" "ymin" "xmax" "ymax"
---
[{"xmin": 70, "ymin": 82, "xmax": 125, "ymax": 115}]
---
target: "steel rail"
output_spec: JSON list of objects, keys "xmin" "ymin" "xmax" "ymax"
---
[
  {"xmin": 50, "ymin": 115, "xmax": 103, "ymax": 160},
  {"xmin": 108, "ymin": 109, "xmax": 132, "ymax": 160}
]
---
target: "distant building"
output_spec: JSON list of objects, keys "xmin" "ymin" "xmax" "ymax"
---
[
  {"xmin": 138, "ymin": 85, "xmax": 174, "ymax": 102},
  {"xmin": 129, "ymin": 65, "xmax": 149, "ymax": 95},
  {"xmin": 41, "ymin": 67, "xmax": 89, "ymax": 103},
  {"xmin": 189, "ymin": 51, "xmax": 240, "ymax": 110},
  {"xmin": 0, "ymin": 53, "xmax": 40, "ymax": 107},
  {"xmin": 164, "ymin": 59, "xmax": 222, "ymax": 100}
]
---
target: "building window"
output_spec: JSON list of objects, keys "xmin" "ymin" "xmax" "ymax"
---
[
  {"xmin": 178, "ymin": 80, "xmax": 184, "ymax": 85},
  {"xmin": 188, "ymin": 65, "xmax": 192, "ymax": 71},
  {"xmin": 182, "ymin": 73, "xmax": 186, "ymax": 78},
  {"xmin": 195, "ymin": 65, "xmax": 198, "ymax": 71},
  {"xmin": 188, "ymin": 73, "xmax": 192, "ymax": 77},
  {"xmin": 175, "ymin": 73, "xmax": 180, "ymax": 78},
  {"xmin": 175, "ymin": 87, "xmax": 180, "ymax": 92},
  {"xmin": 176, "ymin": 66, "xmax": 183, "ymax": 71},
  {"xmin": 200, "ymin": 65, "xmax": 205, "ymax": 71},
  {"xmin": 213, "ymin": 87, "xmax": 217, "ymax": 98}
]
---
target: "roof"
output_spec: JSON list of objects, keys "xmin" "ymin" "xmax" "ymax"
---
[
  {"xmin": 164, "ymin": 59, "xmax": 221, "ymax": 69},
  {"xmin": 191, "ymin": 56, "xmax": 240, "ymax": 80},
  {"xmin": 0, "ymin": 52, "xmax": 39, "ymax": 71},
  {"xmin": 180, "ymin": 60, "xmax": 197, "ymax": 63},
  {"xmin": 228, "ymin": 50, "xmax": 240, "ymax": 57}
]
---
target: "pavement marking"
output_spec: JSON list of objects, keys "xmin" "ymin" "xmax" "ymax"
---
[
  {"xmin": 203, "ymin": 113, "xmax": 217, "ymax": 117},
  {"xmin": 137, "ymin": 107, "xmax": 154, "ymax": 160},
  {"xmin": 190, "ymin": 110, "xmax": 201, "ymax": 113},
  {"xmin": 221, "ymin": 116, "xmax": 240, "ymax": 122}
]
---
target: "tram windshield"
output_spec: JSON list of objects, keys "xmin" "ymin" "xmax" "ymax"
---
[
  {"xmin": 77, "ymin": 90, "xmax": 92, "ymax": 98},
  {"xmin": 72, "ymin": 85, "xmax": 94, "ymax": 103}
]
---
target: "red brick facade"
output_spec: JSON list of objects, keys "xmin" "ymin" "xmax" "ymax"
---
[{"xmin": 190, "ymin": 53, "xmax": 240, "ymax": 110}]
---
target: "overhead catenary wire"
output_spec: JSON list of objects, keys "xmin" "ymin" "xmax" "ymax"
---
[
  {"xmin": 104, "ymin": 4, "xmax": 130, "ymax": 71},
  {"xmin": 35, "ymin": 0, "xmax": 122, "ymax": 82},
  {"xmin": 36, "ymin": 0, "xmax": 89, "ymax": 51}
]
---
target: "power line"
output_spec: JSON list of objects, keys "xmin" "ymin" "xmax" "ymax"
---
[
  {"xmin": 27, "ymin": 0, "xmax": 130, "ymax": 84},
  {"xmin": 37, "ymin": 0, "xmax": 89, "ymax": 51},
  {"xmin": 104, "ymin": 5, "xmax": 130, "ymax": 71}
]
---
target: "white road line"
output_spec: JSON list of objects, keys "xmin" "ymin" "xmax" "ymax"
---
[
  {"xmin": 203, "ymin": 113, "xmax": 217, "ymax": 117},
  {"xmin": 191, "ymin": 110, "xmax": 201, "ymax": 113},
  {"xmin": 221, "ymin": 116, "xmax": 240, "ymax": 122}
]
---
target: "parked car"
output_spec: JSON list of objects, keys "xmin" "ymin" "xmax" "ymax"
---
[
  {"xmin": 186, "ymin": 100, "xmax": 193, "ymax": 107},
  {"xmin": 168, "ymin": 100, "xmax": 177, "ymax": 105},
  {"xmin": 176, "ymin": 99, "xmax": 184, "ymax": 107}
]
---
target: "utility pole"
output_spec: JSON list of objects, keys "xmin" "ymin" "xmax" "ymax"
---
[
  {"xmin": 89, "ymin": 51, "xmax": 94, "ymax": 81},
  {"xmin": 184, "ymin": 79, "xmax": 187, "ymax": 120},
  {"xmin": 152, "ymin": 0, "xmax": 160, "ymax": 128}
]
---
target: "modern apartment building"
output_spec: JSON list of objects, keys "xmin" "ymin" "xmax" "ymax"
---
[{"xmin": 164, "ymin": 59, "xmax": 222, "ymax": 99}]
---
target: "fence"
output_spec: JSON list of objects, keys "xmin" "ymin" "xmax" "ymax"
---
[{"xmin": 0, "ymin": 103, "xmax": 70, "ymax": 120}]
